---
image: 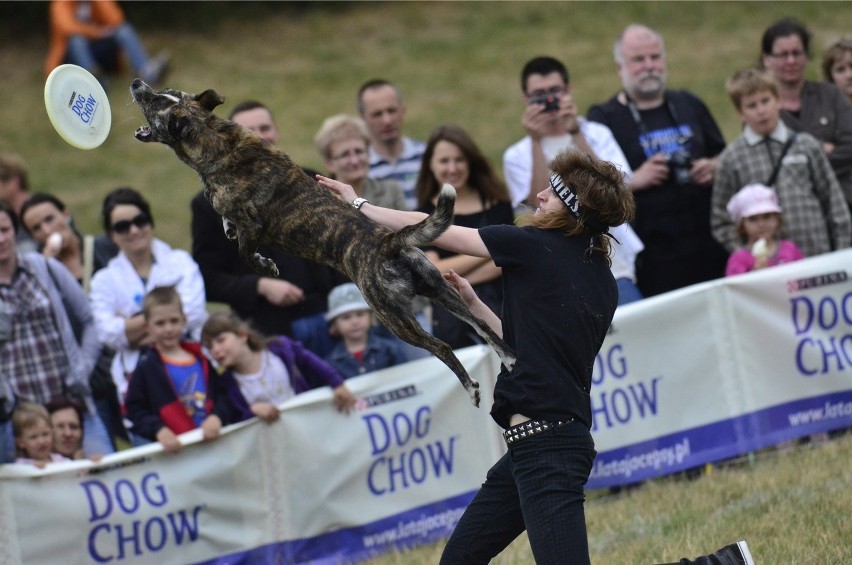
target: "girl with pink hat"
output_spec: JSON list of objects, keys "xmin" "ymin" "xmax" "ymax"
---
[{"xmin": 725, "ymin": 183, "xmax": 805, "ymax": 275}]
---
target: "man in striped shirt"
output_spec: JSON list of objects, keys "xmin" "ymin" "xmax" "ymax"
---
[{"xmin": 357, "ymin": 79, "xmax": 425, "ymax": 210}]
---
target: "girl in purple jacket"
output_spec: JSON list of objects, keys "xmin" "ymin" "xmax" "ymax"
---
[{"xmin": 201, "ymin": 312, "xmax": 356, "ymax": 422}]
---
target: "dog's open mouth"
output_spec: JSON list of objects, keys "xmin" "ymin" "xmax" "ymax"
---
[{"xmin": 135, "ymin": 126, "xmax": 153, "ymax": 142}]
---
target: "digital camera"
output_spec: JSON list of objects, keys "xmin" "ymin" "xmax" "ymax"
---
[
  {"xmin": 529, "ymin": 94, "xmax": 560, "ymax": 112},
  {"xmin": 667, "ymin": 148, "xmax": 693, "ymax": 186}
]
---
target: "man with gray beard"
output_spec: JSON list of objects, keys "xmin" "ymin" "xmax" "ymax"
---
[{"xmin": 588, "ymin": 24, "xmax": 728, "ymax": 297}]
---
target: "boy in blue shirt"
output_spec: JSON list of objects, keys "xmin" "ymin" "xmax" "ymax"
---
[{"xmin": 125, "ymin": 286, "xmax": 239, "ymax": 452}]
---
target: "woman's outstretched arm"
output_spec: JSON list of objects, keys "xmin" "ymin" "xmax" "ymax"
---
[{"xmin": 317, "ymin": 175, "xmax": 492, "ymax": 259}]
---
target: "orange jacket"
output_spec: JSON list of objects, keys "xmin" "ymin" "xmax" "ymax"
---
[{"xmin": 44, "ymin": 0, "xmax": 126, "ymax": 77}]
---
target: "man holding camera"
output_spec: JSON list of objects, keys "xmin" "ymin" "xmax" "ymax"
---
[
  {"xmin": 503, "ymin": 56, "xmax": 646, "ymax": 306},
  {"xmin": 588, "ymin": 24, "xmax": 728, "ymax": 297},
  {"xmin": 503, "ymin": 56, "xmax": 631, "ymax": 210}
]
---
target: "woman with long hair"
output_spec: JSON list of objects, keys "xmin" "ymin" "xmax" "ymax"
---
[{"xmin": 414, "ymin": 124, "xmax": 514, "ymax": 349}]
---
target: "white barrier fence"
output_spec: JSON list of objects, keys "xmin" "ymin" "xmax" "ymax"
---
[{"xmin": 1, "ymin": 249, "xmax": 850, "ymax": 563}]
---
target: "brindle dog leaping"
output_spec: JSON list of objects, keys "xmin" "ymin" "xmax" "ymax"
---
[{"xmin": 130, "ymin": 79, "xmax": 515, "ymax": 406}]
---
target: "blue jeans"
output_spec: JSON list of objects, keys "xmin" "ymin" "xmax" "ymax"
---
[
  {"xmin": 616, "ymin": 277, "xmax": 644, "ymax": 306},
  {"xmin": 65, "ymin": 23, "xmax": 151, "ymax": 77},
  {"xmin": 441, "ymin": 421, "xmax": 596, "ymax": 564}
]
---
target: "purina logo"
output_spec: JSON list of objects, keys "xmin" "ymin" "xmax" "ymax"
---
[
  {"xmin": 67, "ymin": 90, "xmax": 77, "ymax": 108},
  {"xmin": 787, "ymin": 270, "xmax": 848, "ymax": 294},
  {"xmin": 69, "ymin": 92, "xmax": 100, "ymax": 124},
  {"xmin": 355, "ymin": 384, "xmax": 419, "ymax": 411}
]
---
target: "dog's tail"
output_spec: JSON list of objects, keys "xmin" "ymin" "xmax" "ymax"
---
[{"xmin": 395, "ymin": 184, "xmax": 456, "ymax": 248}]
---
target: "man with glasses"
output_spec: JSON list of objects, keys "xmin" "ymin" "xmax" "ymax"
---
[
  {"xmin": 503, "ymin": 56, "xmax": 645, "ymax": 306},
  {"xmin": 503, "ymin": 56, "xmax": 631, "ymax": 209},
  {"xmin": 190, "ymin": 101, "xmax": 344, "ymax": 357},
  {"xmin": 357, "ymin": 79, "xmax": 425, "ymax": 211},
  {"xmin": 587, "ymin": 24, "xmax": 729, "ymax": 298}
]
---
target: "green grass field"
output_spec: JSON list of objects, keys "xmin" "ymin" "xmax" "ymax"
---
[
  {"xmin": 2, "ymin": 1, "xmax": 851, "ymax": 249},
  {"xmin": 367, "ymin": 434, "xmax": 852, "ymax": 564},
  {"xmin": 3, "ymin": 3, "xmax": 852, "ymax": 563}
]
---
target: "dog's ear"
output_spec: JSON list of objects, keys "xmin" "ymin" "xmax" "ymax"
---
[{"xmin": 196, "ymin": 89, "xmax": 225, "ymax": 112}]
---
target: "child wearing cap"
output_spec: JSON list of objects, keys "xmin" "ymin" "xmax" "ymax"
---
[
  {"xmin": 725, "ymin": 183, "xmax": 805, "ymax": 276},
  {"xmin": 711, "ymin": 67, "xmax": 851, "ymax": 258},
  {"xmin": 324, "ymin": 283, "xmax": 408, "ymax": 379}
]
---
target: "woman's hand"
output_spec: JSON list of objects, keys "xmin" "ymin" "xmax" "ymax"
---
[
  {"xmin": 332, "ymin": 384, "xmax": 357, "ymax": 414},
  {"xmin": 251, "ymin": 402, "xmax": 281, "ymax": 422},
  {"xmin": 443, "ymin": 269, "xmax": 479, "ymax": 309},
  {"xmin": 316, "ymin": 174, "xmax": 357, "ymax": 204}
]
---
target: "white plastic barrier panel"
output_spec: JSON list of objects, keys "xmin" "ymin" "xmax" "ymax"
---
[
  {"xmin": 0, "ymin": 346, "xmax": 504, "ymax": 564},
  {"xmin": 588, "ymin": 249, "xmax": 852, "ymax": 487},
  {"xmin": 2, "ymin": 250, "xmax": 851, "ymax": 563}
]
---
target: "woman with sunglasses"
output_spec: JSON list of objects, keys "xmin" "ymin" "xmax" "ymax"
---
[{"xmin": 89, "ymin": 187, "xmax": 207, "ymax": 414}]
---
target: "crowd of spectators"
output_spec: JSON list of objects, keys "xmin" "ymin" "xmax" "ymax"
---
[{"xmin": 2, "ymin": 16, "xmax": 850, "ymax": 475}]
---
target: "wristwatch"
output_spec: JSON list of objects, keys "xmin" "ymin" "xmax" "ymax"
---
[{"xmin": 352, "ymin": 197, "xmax": 369, "ymax": 209}]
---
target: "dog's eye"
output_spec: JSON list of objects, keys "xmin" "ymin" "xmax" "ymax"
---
[{"xmin": 167, "ymin": 115, "xmax": 189, "ymax": 139}]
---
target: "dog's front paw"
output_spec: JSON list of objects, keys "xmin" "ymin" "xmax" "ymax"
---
[
  {"xmin": 252, "ymin": 252, "xmax": 279, "ymax": 277},
  {"xmin": 222, "ymin": 218, "xmax": 237, "ymax": 240}
]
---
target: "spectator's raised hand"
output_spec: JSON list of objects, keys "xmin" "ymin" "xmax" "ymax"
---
[{"xmin": 332, "ymin": 384, "xmax": 357, "ymax": 414}]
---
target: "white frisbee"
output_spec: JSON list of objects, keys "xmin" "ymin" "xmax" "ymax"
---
[{"xmin": 44, "ymin": 64, "xmax": 111, "ymax": 150}]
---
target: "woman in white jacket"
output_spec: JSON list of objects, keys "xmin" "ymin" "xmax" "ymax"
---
[{"xmin": 89, "ymin": 188, "xmax": 207, "ymax": 408}]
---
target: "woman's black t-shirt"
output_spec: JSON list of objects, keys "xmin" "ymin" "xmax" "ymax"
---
[
  {"xmin": 419, "ymin": 200, "xmax": 515, "ymax": 349},
  {"xmin": 479, "ymin": 224, "xmax": 617, "ymax": 430}
]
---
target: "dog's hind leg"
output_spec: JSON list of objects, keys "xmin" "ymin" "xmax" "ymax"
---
[
  {"xmin": 430, "ymin": 284, "xmax": 517, "ymax": 371},
  {"xmin": 369, "ymin": 305, "xmax": 481, "ymax": 407}
]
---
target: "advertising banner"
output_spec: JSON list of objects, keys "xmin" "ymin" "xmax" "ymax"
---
[
  {"xmin": 589, "ymin": 249, "xmax": 852, "ymax": 487},
  {"xmin": 2, "ymin": 250, "xmax": 851, "ymax": 562}
]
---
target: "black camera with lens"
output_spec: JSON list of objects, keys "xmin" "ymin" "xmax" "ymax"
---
[
  {"xmin": 667, "ymin": 148, "xmax": 693, "ymax": 186},
  {"xmin": 529, "ymin": 94, "xmax": 560, "ymax": 112}
]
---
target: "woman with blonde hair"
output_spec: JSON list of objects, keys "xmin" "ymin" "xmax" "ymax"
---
[{"xmin": 315, "ymin": 114, "xmax": 408, "ymax": 211}]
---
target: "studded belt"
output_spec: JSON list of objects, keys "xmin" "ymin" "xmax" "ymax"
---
[{"xmin": 502, "ymin": 418, "xmax": 574, "ymax": 447}]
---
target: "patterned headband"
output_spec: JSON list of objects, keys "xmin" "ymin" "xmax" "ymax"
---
[{"xmin": 549, "ymin": 173, "xmax": 582, "ymax": 219}]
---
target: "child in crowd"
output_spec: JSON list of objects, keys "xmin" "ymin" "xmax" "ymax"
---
[
  {"xmin": 725, "ymin": 183, "xmax": 805, "ymax": 276},
  {"xmin": 324, "ymin": 283, "xmax": 408, "ymax": 379},
  {"xmin": 13, "ymin": 402, "xmax": 69, "ymax": 467},
  {"xmin": 201, "ymin": 312, "xmax": 357, "ymax": 423},
  {"xmin": 125, "ymin": 286, "xmax": 241, "ymax": 453},
  {"xmin": 711, "ymin": 67, "xmax": 851, "ymax": 258},
  {"xmin": 45, "ymin": 398, "xmax": 87, "ymax": 460}
]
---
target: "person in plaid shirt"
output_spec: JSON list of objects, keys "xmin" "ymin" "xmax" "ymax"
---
[
  {"xmin": 711, "ymin": 67, "xmax": 851, "ymax": 256},
  {"xmin": 0, "ymin": 201, "xmax": 113, "ymax": 463}
]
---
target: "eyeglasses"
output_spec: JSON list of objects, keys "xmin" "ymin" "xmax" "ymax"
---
[
  {"xmin": 768, "ymin": 50, "xmax": 806, "ymax": 61},
  {"xmin": 111, "ymin": 213, "xmax": 151, "ymax": 234},
  {"xmin": 331, "ymin": 147, "xmax": 368, "ymax": 161},
  {"xmin": 526, "ymin": 86, "xmax": 566, "ymax": 98}
]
